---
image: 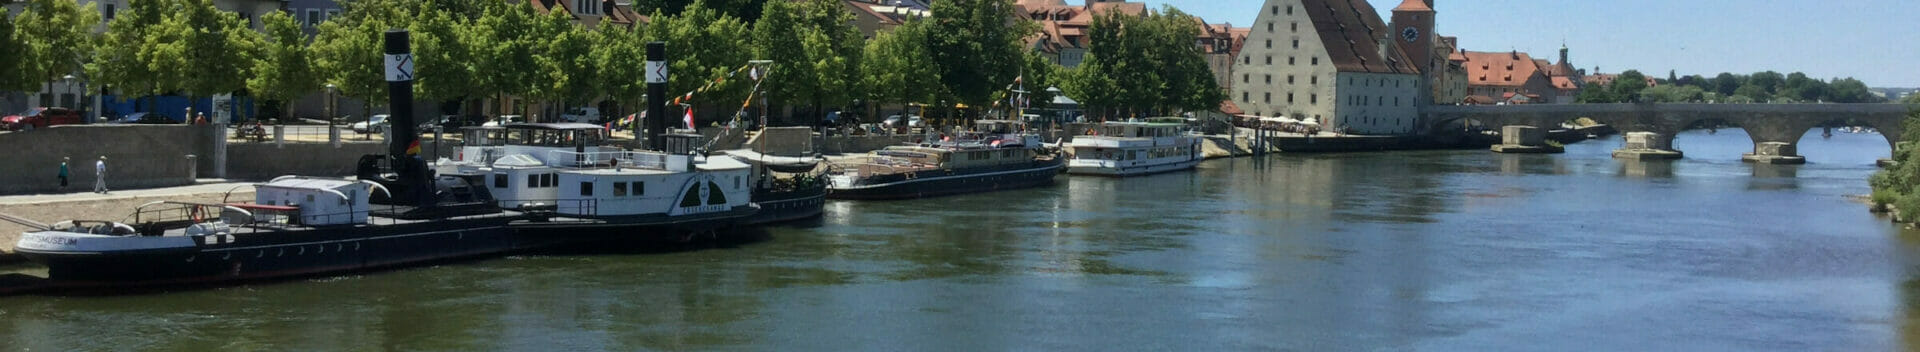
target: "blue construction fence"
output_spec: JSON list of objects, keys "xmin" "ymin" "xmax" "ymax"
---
[{"xmin": 99, "ymin": 94, "xmax": 257, "ymax": 123}]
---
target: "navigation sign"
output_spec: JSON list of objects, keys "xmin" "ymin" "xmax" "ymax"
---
[
  {"xmin": 646, "ymin": 61, "xmax": 667, "ymax": 84},
  {"xmin": 385, "ymin": 54, "xmax": 414, "ymax": 81}
]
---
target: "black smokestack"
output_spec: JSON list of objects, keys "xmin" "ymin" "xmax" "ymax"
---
[
  {"xmin": 647, "ymin": 42, "xmax": 667, "ymax": 150},
  {"xmin": 385, "ymin": 30, "xmax": 417, "ymax": 161}
]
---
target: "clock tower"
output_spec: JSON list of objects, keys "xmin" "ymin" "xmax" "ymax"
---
[{"xmin": 1390, "ymin": 0, "xmax": 1435, "ymax": 104}]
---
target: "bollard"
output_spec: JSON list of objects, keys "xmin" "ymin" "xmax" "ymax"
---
[
  {"xmin": 185, "ymin": 154, "xmax": 198, "ymax": 181},
  {"xmin": 274, "ymin": 123, "xmax": 286, "ymax": 148},
  {"xmin": 329, "ymin": 125, "xmax": 342, "ymax": 147}
]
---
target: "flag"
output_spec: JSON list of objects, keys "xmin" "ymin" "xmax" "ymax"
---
[
  {"xmin": 684, "ymin": 107, "xmax": 695, "ymax": 129},
  {"xmin": 405, "ymin": 140, "xmax": 422, "ymax": 156}
]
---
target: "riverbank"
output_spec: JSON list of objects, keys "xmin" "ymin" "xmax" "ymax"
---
[{"xmin": 0, "ymin": 182, "xmax": 254, "ymax": 263}]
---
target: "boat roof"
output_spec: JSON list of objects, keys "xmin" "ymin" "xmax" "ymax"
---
[
  {"xmin": 260, "ymin": 176, "xmax": 362, "ymax": 190},
  {"xmin": 503, "ymin": 122, "xmax": 607, "ymax": 130}
]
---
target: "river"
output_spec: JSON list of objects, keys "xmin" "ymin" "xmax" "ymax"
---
[{"xmin": 1, "ymin": 129, "xmax": 1915, "ymax": 350}]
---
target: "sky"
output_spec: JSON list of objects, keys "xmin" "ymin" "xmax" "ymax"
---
[{"xmin": 1111, "ymin": 0, "xmax": 1919, "ymax": 87}]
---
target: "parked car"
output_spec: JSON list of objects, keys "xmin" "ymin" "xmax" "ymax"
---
[
  {"xmin": 883, "ymin": 114, "xmax": 924, "ymax": 129},
  {"xmin": 559, "ymin": 107, "xmax": 602, "ymax": 124},
  {"xmin": 350, "ymin": 114, "xmax": 390, "ymax": 133},
  {"xmin": 109, "ymin": 112, "xmax": 174, "ymax": 124},
  {"xmin": 2, "ymin": 107, "xmax": 85, "ymax": 131},
  {"xmin": 418, "ymin": 114, "xmax": 477, "ymax": 131},
  {"xmin": 481, "ymin": 115, "xmax": 524, "ymax": 127}
]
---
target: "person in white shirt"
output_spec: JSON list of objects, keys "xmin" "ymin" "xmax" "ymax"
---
[{"xmin": 94, "ymin": 156, "xmax": 107, "ymax": 194}]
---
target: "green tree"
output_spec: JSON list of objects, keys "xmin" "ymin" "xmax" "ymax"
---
[
  {"xmin": 1733, "ymin": 83, "xmax": 1770, "ymax": 102},
  {"xmin": 644, "ymin": 2, "xmax": 753, "ymax": 125},
  {"xmin": 247, "ymin": 11, "xmax": 318, "ymax": 121},
  {"xmin": 410, "ymin": 4, "xmax": 480, "ymax": 115},
  {"xmin": 1068, "ymin": 9, "xmax": 1155, "ymax": 119},
  {"xmin": 1016, "ymin": 50, "xmax": 1063, "ymax": 112},
  {"xmin": 1638, "ymin": 84, "xmax": 1703, "ymax": 103},
  {"xmin": 311, "ymin": 15, "xmax": 394, "ymax": 118},
  {"xmin": 753, "ymin": 0, "xmax": 865, "ymax": 122},
  {"xmin": 172, "ymin": 0, "xmax": 258, "ymax": 106},
  {"xmin": 1608, "ymin": 70, "xmax": 1649, "ymax": 102},
  {"xmin": 1712, "ymin": 72, "xmax": 1741, "ymax": 97},
  {"xmin": 1574, "ymin": 83, "xmax": 1620, "ymax": 103},
  {"xmin": 472, "ymin": 2, "xmax": 540, "ymax": 116},
  {"xmin": 528, "ymin": 8, "xmax": 596, "ymax": 121},
  {"xmin": 1748, "ymin": 70, "xmax": 1785, "ymax": 96},
  {"xmin": 0, "ymin": 9, "xmax": 28, "ymax": 92},
  {"xmin": 1827, "ymin": 77, "xmax": 1875, "ymax": 103},
  {"xmin": 86, "ymin": 0, "xmax": 169, "ymax": 112},
  {"xmin": 13, "ymin": 0, "xmax": 100, "ymax": 104},
  {"xmin": 926, "ymin": 0, "xmax": 1032, "ymax": 118},
  {"xmin": 860, "ymin": 20, "xmax": 944, "ymax": 120},
  {"xmin": 590, "ymin": 20, "xmax": 649, "ymax": 121},
  {"xmin": 1148, "ymin": 7, "xmax": 1224, "ymax": 113}
]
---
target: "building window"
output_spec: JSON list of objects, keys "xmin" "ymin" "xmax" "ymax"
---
[
  {"xmin": 1265, "ymin": 39, "xmax": 1271, "ymax": 48},
  {"xmin": 1242, "ymin": 91, "xmax": 1249, "ymax": 103},
  {"xmin": 1291, "ymin": 22, "xmax": 1297, "ymax": 32},
  {"xmin": 1287, "ymin": 75, "xmax": 1294, "ymax": 84},
  {"xmin": 1267, "ymin": 23, "xmax": 1273, "ymax": 32},
  {"xmin": 306, "ymin": 9, "xmax": 320, "ymax": 27},
  {"xmin": 1263, "ymin": 92, "xmax": 1271, "ymax": 103},
  {"xmin": 1311, "ymin": 76, "xmax": 1317, "ymax": 85},
  {"xmin": 1271, "ymin": 6, "xmax": 1278, "ymax": 15},
  {"xmin": 1242, "ymin": 74, "xmax": 1248, "ymax": 83},
  {"xmin": 104, "ymin": 4, "xmax": 115, "ymax": 20},
  {"xmin": 1312, "ymin": 57, "xmax": 1319, "ymax": 65},
  {"xmin": 1264, "ymin": 74, "xmax": 1271, "ymax": 83},
  {"xmin": 1243, "ymin": 56, "xmax": 1249, "ymax": 64},
  {"xmin": 1286, "ymin": 5, "xmax": 1293, "ymax": 15},
  {"xmin": 1265, "ymin": 56, "xmax": 1272, "ymax": 65},
  {"xmin": 1395, "ymin": 96, "xmax": 1400, "ymax": 106},
  {"xmin": 1288, "ymin": 56, "xmax": 1295, "ymax": 65},
  {"xmin": 581, "ymin": 182, "xmax": 593, "ymax": 196},
  {"xmin": 1310, "ymin": 94, "xmax": 1317, "ymax": 104},
  {"xmin": 1291, "ymin": 39, "xmax": 1299, "ymax": 49},
  {"xmin": 1287, "ymin": 93, "xmax": 1294, "ymax": 103}
]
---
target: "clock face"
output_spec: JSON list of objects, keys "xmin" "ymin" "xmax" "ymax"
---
[{"xmin": 1401, "ymin": 27, "xmax": 1419, "ymax": 42}]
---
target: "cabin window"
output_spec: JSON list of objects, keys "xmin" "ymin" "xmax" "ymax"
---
[
  {"xmin": 494, "ymin": 174, "xmax": 507, "ymax": 188},
  {"xmin": 632, "ymin": 182, "xmax": 644, "ymax": 195},
  {"xmin": 527, "ymin": 174, "xmax": 538, "ymax": 188},
  {"xmin": 306, "ymin": 194, "xmax": 315, "ymax": 203},
  {"xmin": 545, "ymin": 174, "xmax": 558, "ymax": 187},
  {"xmin": 734, "ymin": 176, "xmax": 741, "ymax": 189},
  {"xmin": 581, "ymin": 182, "xmax": 593, "ymax": 196},
  {"xmin": 614, "ymin": 182, "xmax": 628, "ymax": 196}
]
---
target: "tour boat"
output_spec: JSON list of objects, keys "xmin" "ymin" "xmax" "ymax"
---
[
  {"xmin": 826, "ymin": 120, "xmax": 1063, "ymax": 200},
  {"xmin": 13, "ymin": 176, "xmax": 529, "ymax": 286},
  {"xmin": 1066, "ymin": 119, "xmax": 1205, "ymax": 176},
  {"xmin": 434, "ymin": 123, "xmax": 759, "ymax": 241}
]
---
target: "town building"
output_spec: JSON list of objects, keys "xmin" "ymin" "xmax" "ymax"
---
[
  {"xmin": 1016, "ymin": 0, "xmax": 1146, "ymax": 68},
  {"xmin": 843, "ymin": 0, "xmax": 930, "ymax": 39},
  {"xmin": 1432, "ymin": 35, "xmax": 1467, "ymax": 105},
  {"xmin": 1199, "ymin": 20, "xmax": 1250, "ymax": 93},
  {"xmin": 1459, "ymin": 50, "xmax": 1555, "ymax": 104},
  {"xmin": 527, "ymin": 0, "xmax": 647, "ymax": 29},
  {"xmin": 1230, "ymin": 0, "xmax": 1424, "ymax": 135},
  {"xmin": 1581, "ymin": 69, "xmax": 1659, "ymax": 88},
  {"xmin": 2, "ymin": 0, "xmax": 283, "ymax": 117}
]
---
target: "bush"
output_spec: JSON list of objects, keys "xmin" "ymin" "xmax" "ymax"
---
[
  {"xmin": 1873, "ymin": 189, "xmax": 1899, "ymax": 206},
  {"xmin": 1897, "ymin": 192, "xmax": 1920, "ymax": 221}
]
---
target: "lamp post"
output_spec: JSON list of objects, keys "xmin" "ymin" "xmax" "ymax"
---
[
  {"xmin": 61, "ymin": 74, "xmax": 75, "ymax": 110},
  {"xmin": 326, "ymin": 83, "xmax": 338, "ymax": 144}
]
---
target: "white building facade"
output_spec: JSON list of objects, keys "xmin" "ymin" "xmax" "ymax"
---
[{"xmin": 1229, "ymin": 0, "xmax": 1424, "ymax": 135}]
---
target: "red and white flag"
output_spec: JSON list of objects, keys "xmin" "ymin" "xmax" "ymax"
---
[{"xmin": 683, "ymin": 107, "xmax": 695, "ymax": 129}]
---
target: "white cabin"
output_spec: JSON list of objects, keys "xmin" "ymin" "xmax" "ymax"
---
[{"xmin": 254, "ymin": 177, "xmax": 374, "ymax": 226}]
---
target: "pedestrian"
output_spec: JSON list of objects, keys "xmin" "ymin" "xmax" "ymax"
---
[
  {"xmin": 94, "ymin": 156, "xmax": 108, "ymax": 194},
  {"xmin": 58, "ymin": 157, "xmax": 70, "ymax": 188}
]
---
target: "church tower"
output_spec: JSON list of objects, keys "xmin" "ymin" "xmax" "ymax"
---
[{"xmin": 1390, "ymin": 0, "xmax": 1435, "ymax": 106}]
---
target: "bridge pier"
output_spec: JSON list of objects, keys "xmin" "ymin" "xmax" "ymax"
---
[
  {"xmin": 1612, "ymin": 131, "xmax": 1683, "ymax": 160},
  {"xmin": 1489, "ymin": 125, "xmax": 1562, "ymax": 153},
  {"xmin": 1741, "ymin": 141, "xmax": 1806, "ymax": 164}
]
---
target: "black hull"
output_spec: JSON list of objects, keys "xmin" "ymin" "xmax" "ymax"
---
[
  {"xmin": 513, "ymin": 205, "xmax": 760, "ymax": 244},
  {"xmin": 16, "ymin": 217, "xmax": 530, "ymax": 288},
  {"xmin": 828, "ymin": 161, "xmax": 1063, "ymax": 200},
  {"xmin": 749, "ymin": 184, "xmax": 828, "ymax": 225}
]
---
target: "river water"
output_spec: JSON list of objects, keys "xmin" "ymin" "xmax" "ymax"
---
[{"xmin": 2, "ymin": 129, "xmax": 1916, "ymax": 351}]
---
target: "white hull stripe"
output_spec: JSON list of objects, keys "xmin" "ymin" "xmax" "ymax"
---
[{"xmin": 833, "ymin": 164, "xmax": 1062, "ymax": 191}]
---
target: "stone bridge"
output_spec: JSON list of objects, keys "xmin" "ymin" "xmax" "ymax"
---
[{"xmin": 1422, "ymin": 103, "xmax": 1912, "ymax": 163}]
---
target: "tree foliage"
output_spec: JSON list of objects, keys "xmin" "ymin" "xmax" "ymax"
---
[
  {"xmin": 860, "ymin": 20, "xmax": 944, "ymax": 115},
  {"xmin": 173, "ymin": 0, "xmax": 259, "ymax": 98},
  {"xmin": 926, "ymin": 0, "xmax": 1031, "ymax": 116},
  {"xmin": 752, "ymin": 0, "xmax": 863, "ymax": 121},
  {"xmin": 87, "ymin": 0, "xmax": 169, "ymax": 101},
  {"xmin": 590, "ymin": 20, "xmax": 649, "ymax": 116},
  {"xmin": 13, "ymin": 0, "xmax": 99, "ymax": 89},
  {"xmin": 645, "ymin": 2, "xmax": 753, "ymax": 123},
  {"xmin": 0, "ymin": 10, "xmax": 28, "ymax": 92},
  {"xmin": 248, "ymin": 11, "xmax": 317, "ymax": 118},
  {"xmin": 1062, "ymin": 6, "xmax": 1222, "ymax": 118}
]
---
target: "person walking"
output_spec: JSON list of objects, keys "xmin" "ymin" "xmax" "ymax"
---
[
  {"xmin": 93, "ymin": 156, "xmax": 108, "ymax": 194},
  {"xmin": 57, "ymin": 157, "xmax": 69, "ymax": 188}
]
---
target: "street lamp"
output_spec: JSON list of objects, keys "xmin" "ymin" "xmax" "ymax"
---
[
  {"xmin": 61, "ymin": 74, "xmax": 75, "ymax": 110},
  {"xmin": 326, "ymin": 84, "xmax": 337, "ymax": 143}
]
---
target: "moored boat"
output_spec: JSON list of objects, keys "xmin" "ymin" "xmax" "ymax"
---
[
  {"xmin": 1066, "ymin": 119, "xmax": 1204, "ymax": 176},
  {"xmin": 826, "ymin": 120, "xmax": 1062, "ymax": 200}
]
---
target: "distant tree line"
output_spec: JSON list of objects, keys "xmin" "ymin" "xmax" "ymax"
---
[{"xmin": 1578, "ymin": 69, "xmax": 1885, "ymax": 104}]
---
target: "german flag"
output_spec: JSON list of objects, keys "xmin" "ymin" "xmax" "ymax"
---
[{"xmin": 406, "ymin": 140, "xmax": 422, "ymax": 156}]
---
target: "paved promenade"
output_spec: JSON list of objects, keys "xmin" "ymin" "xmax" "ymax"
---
[{"xmin": 0, "ymin": 180, "xmax": 254, "ymax": 261}]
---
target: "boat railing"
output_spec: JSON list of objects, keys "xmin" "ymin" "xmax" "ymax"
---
[{"xmin": 544, "ymin": 150, "xmax": 673, "ymax": 170}]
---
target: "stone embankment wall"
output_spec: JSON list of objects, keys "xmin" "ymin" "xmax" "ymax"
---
[
  {"xmin": 227, "ymin": 136, "xmax": 457, "ymax": 180},
  {"xmin": 0, "ymin": 125, "xmax": 214, "ymax": 195}
]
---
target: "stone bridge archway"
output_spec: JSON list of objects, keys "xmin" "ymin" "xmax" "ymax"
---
[{"xmin": 1423, "ymin": 103, "xmax": 1910, "ymax": 163}]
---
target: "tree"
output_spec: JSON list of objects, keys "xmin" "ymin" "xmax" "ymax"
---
[
  {"xmin": 753, "ymin": 0, "xmax": 866, "ymax": 122},
  {"xmin": 860, "ymin": 20, "xmax": 944, "ymax": 120},
  {"xmin": 1068, "ymin": 9, "xmax": 1155, "ymax": 118},
  {"xmin": 13, "ymin": 0, "xmax": 100, "ymax": 105},
  {"xmin": 172, "ymin": 0, "xmax": 259, "ymax": 105},
  {"xmin": 1748, "ymin": 70, "xmax": 1785, "ymax": 96},
  {"xmin": 1149, "ymin": 7, "xmax": 1224, "ymax": 113},
  {"xmin": 1827, "ymin": 78, "xmax": 1875, "ymax": 103},
  {"xmin": 528, "ymin": 8, "xmax": 595, "ymax": 121},
  {"xmin": 1732, "ymin": 84, "xmax": 1769, "ymax": 102},
  {"xmin": 926, "ymin": 0, "xmax": 1032, "ymax": 119},
  {"xmin": 472, "ymin": 2, "xmax": 540, "ymax": 117},
  {"xmin": 1016, "ymin": 50, "xmax": 1063, "ymax": 112},
  {"xmin": 591, "ymin": 20, "xmax": 648, "ymax": 122},
  {"xmin": 1575, "ymin": 83, "xmax": 1620, "ymax": 103},
  {"xmin": 311, "ymin": 14, "xmax": 394, "ymax": 118},
  {"xmin": 410, "ymin": 3, "xmax": 480, "ymax": 115},
  {"xmin": 87, "ymin": 0, "xmax": 168, "ymax": 112},
  {"xmin": 644, "ymin": 2, "xmax": 753, "ymax": 126},
  {"xmin": 1609, "ymin": 70, "xmax": 1649, "ymax": 102},
  {"xmin": 1713, "ymin": 72, "xmax": 1741, "ymax": 97},
  {"xmin": 1638, "ymin": 85, "xmax": 1703, "ymax": 103},
  {"xmin": 247, "ymin": 11, "xmax": 318, "ymax": 121},
  {"xmin": 0, "ymin": 9, "xmax": 29, "ymax": 92}
]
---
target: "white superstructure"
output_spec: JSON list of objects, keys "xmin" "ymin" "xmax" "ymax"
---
[
  {"xmin": 434, "ymin": 124, "xmax": 751, "ymax": 219},
  {"xmin": 1067, "ymin": 121, "xmax": 1204, "ymax": 176}
]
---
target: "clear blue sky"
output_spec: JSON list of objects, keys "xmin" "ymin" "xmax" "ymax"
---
[{"xmin": 1116, "ymin": 0, "xmax": 1919, "ymax": 87}]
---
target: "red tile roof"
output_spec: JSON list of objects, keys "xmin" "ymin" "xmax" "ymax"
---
[
  {"xmin": 1392, "ymin": 0, "xmax": 1432, "ymax": 12},
  {"xmin": 1302, "ymin": 0, "xmax": 1419, "ymax": 74},
  {"xmin": 1460, "ymin": 50, "xmax": 1544, "ymax": 87},
  {"xmin": 1219, "ymin": 100, "xmax": 1244, "ymax": 115}
]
